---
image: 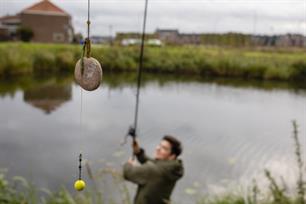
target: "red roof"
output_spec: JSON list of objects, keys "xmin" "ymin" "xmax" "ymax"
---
[{"xmin": 21, "ymin": 0, "xmax": 69, "ymax": 16}]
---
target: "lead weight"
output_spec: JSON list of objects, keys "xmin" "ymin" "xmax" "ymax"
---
[{"xmin": 74, "ymin": 57, "xmax": 102, "ymax": 91}]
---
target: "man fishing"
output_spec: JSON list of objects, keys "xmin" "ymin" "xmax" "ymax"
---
[{"xmin": 123, "ymin": 128, "xmax": 184, "ymax": 204}]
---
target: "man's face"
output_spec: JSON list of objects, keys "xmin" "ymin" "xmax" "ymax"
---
[{"xmin": 154, "ymin": 140, "xmax": 175, "ymax": 160}]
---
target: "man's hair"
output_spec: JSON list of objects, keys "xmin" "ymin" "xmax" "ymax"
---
[{"xmin": 162, "ymin": 135, "xmax": 182, "ymax": 157}]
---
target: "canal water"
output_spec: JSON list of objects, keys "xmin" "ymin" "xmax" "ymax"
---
[{"xmin": 0, "ymin": 73, "xmax": 305, "ymax": 202}]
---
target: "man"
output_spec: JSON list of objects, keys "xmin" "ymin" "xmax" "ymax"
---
[{"xmin": 123, "ymin": 133, "xmax": 184, "ymax": 204}]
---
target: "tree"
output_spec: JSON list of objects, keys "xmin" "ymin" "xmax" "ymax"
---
[
  {"xmin": 17, "ymin": 27, "xmax": 34, "ymax": 42},
  {"xmin": 73, "ymin": 33, "xmax": 83, "ymax": 44}
]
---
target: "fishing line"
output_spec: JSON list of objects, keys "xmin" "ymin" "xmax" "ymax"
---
[{"xmin": 122, "ymin": 0, "xmax": 149, "ymax": 157}]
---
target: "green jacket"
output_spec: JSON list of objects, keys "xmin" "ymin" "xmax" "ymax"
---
[{"xmin": 123, "ymin": 148, "xmax": 184, "ymax": 204}]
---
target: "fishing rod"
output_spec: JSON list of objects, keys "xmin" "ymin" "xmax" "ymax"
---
[{"xmin": 125, "ymin": 0, "xmax": 149, "ymax": 149}]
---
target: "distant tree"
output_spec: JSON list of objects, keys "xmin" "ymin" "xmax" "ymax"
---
[
  {"xmin": 17, "ymin": 27, "xmax": 34, "ymax": 42},
  {"xmin": 73, "ymin": 33, "xmax": 83, "ymax": 44}
]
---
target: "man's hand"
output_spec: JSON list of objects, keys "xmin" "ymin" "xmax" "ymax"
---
[
  {"xmin": 127, "ymin": 157, "xmax": 137, "ymax": 166},
  {"xmin": 132, "ymin": 139, "xmax": 141, "ymax": 154}
]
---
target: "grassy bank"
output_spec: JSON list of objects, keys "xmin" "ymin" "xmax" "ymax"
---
[
  {"xmin": 0, "ymin": 43, "xmax": 306, "ymax": 81},
  {"xmin": 0, "ymin": 121, "xmax": 305, "ymax": 204}
]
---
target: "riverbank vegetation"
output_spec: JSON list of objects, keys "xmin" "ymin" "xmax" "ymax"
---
[{"xmin": 0, "ymin": 43, "xmax": 306, "ymax": 81}]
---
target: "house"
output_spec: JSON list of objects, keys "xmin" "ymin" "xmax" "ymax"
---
[
  {"xmin": 0, "ymin": 15, "xmax": 21, "ymax": 40},
  {"xmin": 179, "ymin": 33, "xmax": 201, "ymax": 45},
  {"xmin": 0, "ymin": 0, "xmax": 74, "ymax": 43},
  {"xmin": 251, "ymin": 34, "xmax": 306, "ymax": 47},
  {"xmin": 91, "ymin": 35, "xmax": 113, "ymax": 44},
  {"xmin": 155, "ymin": 29, "xmax": 201, "ymax": 45},
  {"xmin": 275, "ymin": 34, "xmax": 305, "ymax": 47},
  {"xmin": 155, "ymin": 29, "xmax": 180, "ymax": 44}
]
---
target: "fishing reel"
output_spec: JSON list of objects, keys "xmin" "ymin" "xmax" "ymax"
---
[
  {"xmin": 121, "ymin": 126, "xmax": 136, "ymax": 146},
  {"xmin": 127, "ymin": 126, "xmax": 136, "ymax": 138}
]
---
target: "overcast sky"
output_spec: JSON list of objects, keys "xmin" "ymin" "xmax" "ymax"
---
[{"xmin": 0, "ymin": 0, "xmax": 305, "ymax": 36}]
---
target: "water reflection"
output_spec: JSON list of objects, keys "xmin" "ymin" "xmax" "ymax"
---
[
  {"xmin": 24, "ymin": 81, "xmax": 72, "ymax": 114},
  {"xmin": 0, "ymin": 72, "xmax": 306, "ymax": 99}
]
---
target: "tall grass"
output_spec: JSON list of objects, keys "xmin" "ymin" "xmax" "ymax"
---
[
  {"xmin": 261, "ymin": 121, "xmax": 305, "ymax": 204},
  {"xmin": 292, "ymin": 121, "xmax": 305, "ymax": 204},
  {"xmin": 197, "ymin": 121, "xmax": 305, "ymax": 204},
  {"xmin": 0, "ymin": 43, "xmax": 306, "ymax": 81},
  {"xmin": 0, "ymin": 161, "xmax": 131, "ymax": 204}
]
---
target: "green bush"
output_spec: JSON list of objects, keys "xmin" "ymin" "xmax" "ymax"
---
[
  {"xmin": 291, "ymin": 61, "xmax": 306, "ymax": 79},
  {"xmin": 55, "ymin": 51, "xmax": 76, "ymax": 72},
  {"xmin": 0, "ymin": 45, "xmax": 32, "ymax": 75},
  {"xmin": 33, "ymin": 51, "xmax": 56, "ymax": 73},
  {"xmin": 17, "ymin": 27, "xmax": 34, "ymax": 42}
]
